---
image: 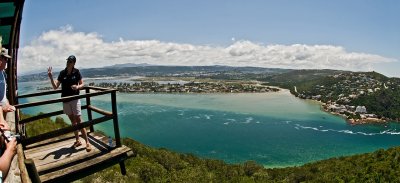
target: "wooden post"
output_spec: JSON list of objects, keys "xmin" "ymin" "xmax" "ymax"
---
[
  {"xmin": 14, "ymin": 109, "xmax": 20, "ymax": 134},
  {"xmin": 17, "ymin": 144, "xmax": 31, "ymax": 183},
  {"xmin": 24, "ymin": 159, "xmax": 41, "ymax": 183},
  {"xmin": 86, "ymin": 88, "xmax": 94, "ymax": 132},
  {"xmin": 111, "ymin": 91, "xmax": 127, "ymax": 176},
  {"xmin": 111, "ymin": 91, "xmax": 121, "ymax": 147},
  {"xmin": 119, "ymin": 162, "xmax": 127, "ymax": 175}
]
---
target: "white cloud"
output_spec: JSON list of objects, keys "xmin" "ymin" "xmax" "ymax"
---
[{"xmin": 18, "ymin": 26, "xmax": 396, "ymax": 74}]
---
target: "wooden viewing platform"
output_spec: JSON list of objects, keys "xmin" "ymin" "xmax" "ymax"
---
[
  {"xmin": 24, "ymin": 133, "xmax": 132, "ymax": 182},
  {"xmin": 13, "ymin": 86, "xmax": 134, "ymax": 183}
]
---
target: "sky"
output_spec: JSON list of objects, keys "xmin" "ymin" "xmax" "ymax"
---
[{"xmin": 18, "ymin": 0, "xmax": 400, "ymax": 77}]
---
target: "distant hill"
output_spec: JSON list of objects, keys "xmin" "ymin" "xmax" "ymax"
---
[
  {"xmin": 263, "ymin": 69, "xmax": 348, "ymax": 84},
  {"xmin": 80, "ymin": 65, "xmax": 290, "ymax": 78},
  {"xmin": 105, "ymin": 63, "xmax": 155, "ymax": 68},
  {"xmin": 17, "ymin": 65, "xmax": 291, "ymax": 82}
]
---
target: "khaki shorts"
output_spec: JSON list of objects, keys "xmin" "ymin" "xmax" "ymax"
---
[{"xmin": 63, "ymin": 99, "xmax": 81, "ymax": 116}]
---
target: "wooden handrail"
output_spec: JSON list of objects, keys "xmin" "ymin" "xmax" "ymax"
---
[
  {"xmin": 16, "ymin": 87, "xmax": 119, "ymax": 145},
  {"xmin": 24, "ymin": 159, "xmax": 41, "ymax": 183},
  {"xmin": 15, "ymin": 87, "xmax": 128, "ymax": 182},
  {"xmin": 19, "ymin": 110, "xmax": 64, "ymax": 125},
  {"xmin": 18, "ymin": 105, "xmax": 113, "ymax": 125},
  {"xmin": 17, "ymin": 144, "xmax": 32, "ymax": 183},
  {"xmin": 17, "ymin": 86, "xmax": 115, "ymax": 99},
  {"xmin": 87, "ymin": 105, "xmax": 112, "ymax": 116},
  {"xmin": 85, "ymin": 86, "xmax": 112, "ymax": 91},
  {"xmin": 17, "ymin": 89, "xmax": 62, "ymax": 99},
  {"xmin": 15, "ymin": 89, "xmax": 116, "ymax": 109},
  {"xmin": 18, "ymin": 105, "xmax": 89, "ymax": 125}
]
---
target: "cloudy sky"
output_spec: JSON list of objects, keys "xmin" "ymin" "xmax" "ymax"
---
[{"xmin": 19, "ymin": 0, "xmax": 400, "ymax": 77}]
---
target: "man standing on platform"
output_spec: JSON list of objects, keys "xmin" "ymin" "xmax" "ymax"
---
[{"xmin": 47, "ymin": 55, "xmax": 91, "ymax": 152}]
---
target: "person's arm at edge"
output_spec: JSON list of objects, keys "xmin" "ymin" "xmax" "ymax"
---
[
  {"xmin": 47, "ymin": 67, "xmax": 60, "ymax": 90},
  {"xmin": 0, "ymin": 138, "xmax": 17, "ymax": 181}
]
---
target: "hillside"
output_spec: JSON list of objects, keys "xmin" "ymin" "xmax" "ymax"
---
[
  {"xmin": 24, "ymin": 113, "xmax": 400, "ymax": 182},
  {"xmin": 18, "ymin": 65, "xmax": 290, "ymax": 82},
  {"xmin": 265, "ymin": 70, "xmax": 400, "ymax": 121}
]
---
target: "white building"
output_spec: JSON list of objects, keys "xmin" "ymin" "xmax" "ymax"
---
[{"xmin": 355, "ymin": 106, "xmax": 367, "ymax": 113}]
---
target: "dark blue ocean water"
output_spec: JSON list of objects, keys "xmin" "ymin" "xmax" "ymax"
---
[{"xmin": 18, "ymin": 81, "xmax": 400, "ymax": 167}]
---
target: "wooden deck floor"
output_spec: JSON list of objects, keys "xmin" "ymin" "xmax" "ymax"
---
[{"xmin": 24, "ymin": 132, "xmax": 133, "ymax": 182}]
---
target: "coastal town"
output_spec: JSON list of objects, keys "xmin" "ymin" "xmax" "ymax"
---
[
  {"xmin": 293, "ymin": 72, "xmax": 400, "ymax": 124},
  {"xmin": 87, "ymin": 80, "xmax": 280, "ymax": 93}
]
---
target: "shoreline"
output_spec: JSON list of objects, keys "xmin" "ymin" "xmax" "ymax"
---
[
  {"xmin": 298, "ymin": 97, "xmax": 392, "ymax": 126},
  {"xmin": 34, "ymin": 77, "xmax": 395, "ymax": 126},
  {"xmin": 285, "ymin": 89, "xmax": 396, "ymax": 126},
  {"xmin": 322, "ymin": 108, "xmax": 388, "ymax": 125}
]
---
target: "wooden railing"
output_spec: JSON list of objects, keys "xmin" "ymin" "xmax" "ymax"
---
[{"xmin": 14, "ymin": 86, "xmax": 121, "ymax": 147}]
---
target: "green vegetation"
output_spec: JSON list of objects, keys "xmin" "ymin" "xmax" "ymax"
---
[
  {"xmin": 263, "ymin": 69, "xmax": 345, "ymax": 91},
  {"xmin": 81, "ymin": 138, "xmax": 400, "ymax": 183},
  {"xmin": 266, "ymin": 70, "xmax": 400, "ymax": 121},
  {"xmin": 24, "ymin": 113, "xmax": 400, "ymax": 182},
  {"xmin": 350, "ymin": 89, "xmax": 400, "ymax": 120},
  {"xmin": 23, "ymin": 113, "xmax": 69, "ymax": 136}
]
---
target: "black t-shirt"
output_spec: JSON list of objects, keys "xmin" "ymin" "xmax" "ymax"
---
[{"xmin": 57, "ymin": 68, "xmax": 82, "ymax": 98}]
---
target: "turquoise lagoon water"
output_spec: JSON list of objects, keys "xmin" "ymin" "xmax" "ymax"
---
[{"xmin": 18, "ymin": 81, "xmax": 400, "ymax": 167}]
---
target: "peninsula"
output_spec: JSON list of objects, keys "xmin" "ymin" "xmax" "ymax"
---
[{"xmin": 87, "ymin": 79, "xmax": 280, "ymax": 93}]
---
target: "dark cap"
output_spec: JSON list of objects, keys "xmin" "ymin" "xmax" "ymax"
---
[{"xmin": 66, "ymin": 55, "xmax": 76, "ymax": 62}]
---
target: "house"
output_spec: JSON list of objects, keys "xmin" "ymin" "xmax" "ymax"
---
[
  {"xmin": 312, "ymin": 95, "xmax": 322, "ymax": 100},
  {"xmin": 355, "ymin": 106, "xmax": 367, "ymax": 113}
]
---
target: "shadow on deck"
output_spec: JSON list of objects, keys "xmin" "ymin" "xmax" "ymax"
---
[{"xmin": 14, "ymin": 86, "xmax": 133, "ymax": 183}]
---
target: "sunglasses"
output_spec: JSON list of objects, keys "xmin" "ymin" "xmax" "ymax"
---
[{"xmin": 67, "ymin": 60, "xmax": 74, "ymax": 63}]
